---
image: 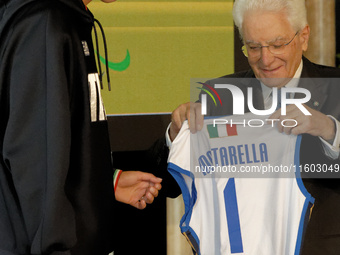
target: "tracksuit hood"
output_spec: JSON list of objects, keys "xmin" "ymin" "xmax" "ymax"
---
[{"xmin": 0, "ymin": 0, "xmax": 93, "ymax": 36}]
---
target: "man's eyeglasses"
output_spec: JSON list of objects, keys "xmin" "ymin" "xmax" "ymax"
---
[{"xmin": 242, "ymin": 31, "xmax": 299, "ymax": 58}]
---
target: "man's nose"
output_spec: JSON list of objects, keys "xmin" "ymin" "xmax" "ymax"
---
[{"xmin": 259, "ymin": 46, "xmax": 275, "ymax": 65}]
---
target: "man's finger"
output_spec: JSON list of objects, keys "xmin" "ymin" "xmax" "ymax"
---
[
  {"xmin": 148, "ymin": 187, "xmax": 159, "ymax": 198},
  {"xmin": 268, "ymin": 108, "xmax": 281, "ymax": 121},
  {"xmin": 195, "ymin": 103, "xmax": 204, "ymax": 131},
  {"xmin": 189, "ymin": 103, "xmax": 203, "ymax": 134},
  {"xmin": 139, "ymin": 172, "xmax": 162, "ymax": 184},
  {"xmin": 170, "ymin": 103, "xmax": 190, "ymax": 141},
  {"xmin": 135, "ymin": 199, "xmax": 147, "ymax": 210},
  {"xmin": 142, "ymin": 192, "xmax": 155, "ymax": 204},
  {"xmin": 154, "ymin": 183, "xmax": 162, "ymax": 190},
  {"xmin": 189, "ymin": 109, "xmax": 196, "ymax": 133}
]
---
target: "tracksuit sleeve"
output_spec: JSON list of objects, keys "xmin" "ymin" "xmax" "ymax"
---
[{"xmin": 2, "ymin": 10, "xmax": 78, "ymax": 254}]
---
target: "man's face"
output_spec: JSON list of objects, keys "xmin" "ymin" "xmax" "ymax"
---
[{"xmin": 242, "ymin": 10, "xmax": 309, "ymax": 87}]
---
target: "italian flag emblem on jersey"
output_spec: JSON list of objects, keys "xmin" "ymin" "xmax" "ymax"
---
[{"xmin": 207, "ymin": 124, "xmax": 238, "ymax": 138}]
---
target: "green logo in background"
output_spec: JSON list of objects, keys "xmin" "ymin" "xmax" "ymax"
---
[{"xmin": 99, "ymin": 49, "xmax": 130, "ymax": 72}]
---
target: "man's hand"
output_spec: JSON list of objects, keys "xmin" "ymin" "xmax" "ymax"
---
[
  {"xmin": 169, "ymin": 102, "xmax": 204, "ymax": 141},
  {"xmin": 269, "ymin": 104, "xmax": 336, "ymax": 141},
  {"xmin": 115, "ymin": 171, "xmax": 162, "ymax": 210}
]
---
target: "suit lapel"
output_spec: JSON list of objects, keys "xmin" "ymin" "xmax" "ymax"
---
[{"xmin": 298, "ymin": 57, "xmax": 328, "ymax": 111}]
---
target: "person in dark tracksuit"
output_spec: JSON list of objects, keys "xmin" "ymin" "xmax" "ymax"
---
[{"xmin": 0, "ymin": 0, "xmax": 162, "ymax": 254}]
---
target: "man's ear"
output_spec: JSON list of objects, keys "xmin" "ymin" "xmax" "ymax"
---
[{"xmin": 300, "ymin": 25, "xmax": 310, "ymax": 52}]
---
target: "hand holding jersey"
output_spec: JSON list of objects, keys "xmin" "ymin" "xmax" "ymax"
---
[
  {"xmin": 170, "ymin": 102, "xmax": 336, "ymax": 145},
  {"xmin": 169, "ymin": 102, "xmax": 204, "ymax": 142},
  {"xmin": 269, "ymin": 104, "xmax": 336, "ymax": 142}
]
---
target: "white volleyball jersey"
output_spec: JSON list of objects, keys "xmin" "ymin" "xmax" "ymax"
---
[{"xmin": 167, "ymin": 113, "xmax": 314, "ymax": 255}]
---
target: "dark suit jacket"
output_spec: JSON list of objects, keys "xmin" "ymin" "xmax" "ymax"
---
[{"xmin": 201, "ymin": 56, "xmax": 340, "ymax": 255}]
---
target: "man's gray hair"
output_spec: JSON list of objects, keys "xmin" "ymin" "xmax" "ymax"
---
[{"xmin": 233, "ymin": 0, "xmax": 308, "ymax": 38}]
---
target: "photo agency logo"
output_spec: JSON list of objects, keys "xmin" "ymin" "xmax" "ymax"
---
[{"xmin": 198, "ymin": 83, "xmax": 312, "ymax": 128}]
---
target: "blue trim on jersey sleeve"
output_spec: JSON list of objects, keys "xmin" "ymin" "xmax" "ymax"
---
[
  {"xmin": 167, "ymin": 162, "xmax": 200, "ymax": 254},
  {"xmin": 168, "ymin": 162, "xmax": 195, "ymax": 180},
  {"xmin": 293, "ymin": 135, "xmax": 315, "ymax": 255},
  {"xmin": 294, "ymin": 135, "xmax": 315, "ymax": 203},
  {"xmin": 167, "ymin": 163, "xmax": 194, "ymax": 224}
]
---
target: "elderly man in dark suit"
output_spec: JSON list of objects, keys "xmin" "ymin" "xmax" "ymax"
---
[{"xmin": 168, "ymin": 0, "xmax": 340, "ymax": 254}]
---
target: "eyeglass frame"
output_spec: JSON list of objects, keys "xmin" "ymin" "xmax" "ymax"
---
[{"xmin": 242, "ymin": 31, "xmax": 299, "ymax": 58}]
